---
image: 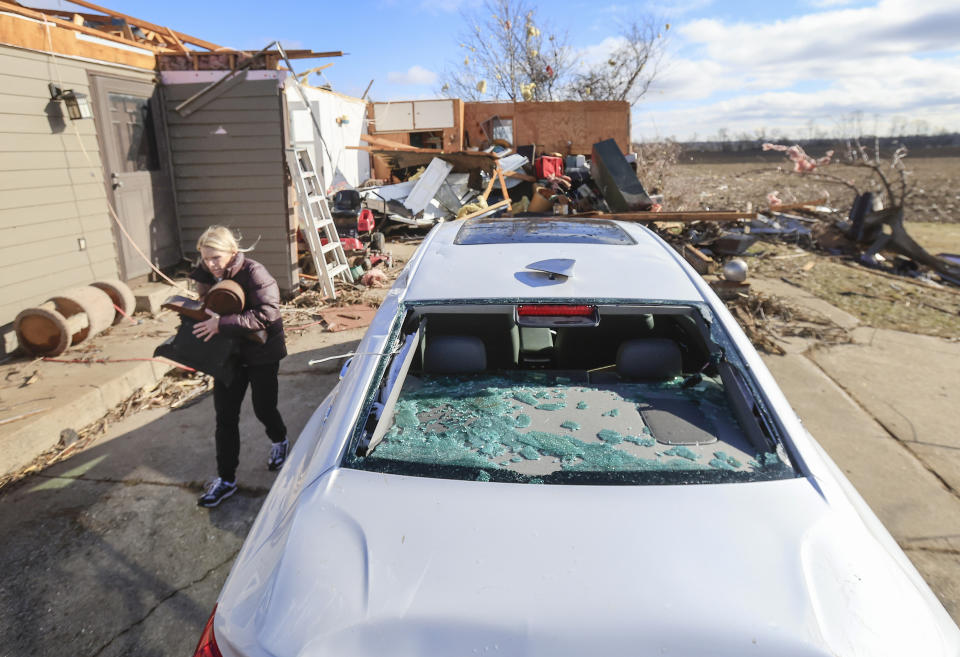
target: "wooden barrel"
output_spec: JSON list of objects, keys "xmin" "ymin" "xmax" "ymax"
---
[{"xmin": 90, "ymin": 279, "xmax": 136, "ymax": 324}]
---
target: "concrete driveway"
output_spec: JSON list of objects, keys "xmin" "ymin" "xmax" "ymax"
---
[{"xmin": 1, "ymin": 272, "xmax": 958, "ymax": 656}]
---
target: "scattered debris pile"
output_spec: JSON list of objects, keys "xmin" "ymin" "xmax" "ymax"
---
[
  {"xmin": 0, "ymin": 368, "xmax": 212, "ymax": 492},
  {"xmin": 350, "ymin": 136, "xmax": 656, "ymax": 230},
  {"xmin": 725, "ymin": 291, "xmax": 851, "ymax": 355}
]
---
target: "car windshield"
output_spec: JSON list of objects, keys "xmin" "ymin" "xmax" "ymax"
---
[
  {"xmin": 454, "ymin": 217, "xmax": 636, "ymax": 245},
  {"xmin": 344, "ymin": 303, "xmax": 798, "ymax": 485}
]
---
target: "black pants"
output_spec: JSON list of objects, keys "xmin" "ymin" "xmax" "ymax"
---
[{"xmin": 213, "ymin": 361, "xmax": 286, "ymax": 482}]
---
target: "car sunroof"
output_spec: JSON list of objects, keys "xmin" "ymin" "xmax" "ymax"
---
[{"xmin": 454, "ymin": 218, "xmax": 637, "ymax": 245}]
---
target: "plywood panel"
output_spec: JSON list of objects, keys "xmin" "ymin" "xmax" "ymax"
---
[{"xmin": 0, "ymin": 14, "xmax": 155, "ymax": 70}]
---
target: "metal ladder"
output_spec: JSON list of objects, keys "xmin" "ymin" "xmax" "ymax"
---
[{"xmin": 286, "ymin": 146, "xmax": 352, "ymax": 299}]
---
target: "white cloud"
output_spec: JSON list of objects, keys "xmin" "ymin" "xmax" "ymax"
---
[
  {"xmin": 387, "ymin": 65, "xmax": 438, "ymax": 86},
  {"xmin": 635, "ymin": 0, "xmax": 960, "ymax": 139}
]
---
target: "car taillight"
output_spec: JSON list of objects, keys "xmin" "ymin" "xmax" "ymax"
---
[
  {"xmin": 517, "ymin": 304, "xmax": 595, "ymax": 316},
  {"xmin": 193, "ymin": 604, "xmax": 223, "ymax": 657}
]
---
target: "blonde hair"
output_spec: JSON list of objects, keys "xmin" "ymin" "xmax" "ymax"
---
[{"xmin": 196, "ymin": 225, "xmax": 252, "ymax": 255}]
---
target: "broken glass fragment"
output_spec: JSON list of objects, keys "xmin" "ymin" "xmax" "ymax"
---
[
  {"xmin": 535, "ymin": 402, "xmax": 566, "ymax": 411},
  {"xmin": 576, "ymin": 401, "xmax": 589, "ymax": 410},
  {"xmin": 663, "ymin": 445, "xmax": 698, "ymax": 461},
  {"xmin": 560, "ymin": 420, "xmax": 580, "ymax": 432},
  {"xmin": 601, "ymin": 408, "xmax": 620, "ymax": 417}
]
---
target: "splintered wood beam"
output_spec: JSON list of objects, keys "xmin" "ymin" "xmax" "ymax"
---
[
  {"xmin": 58, "ymin": 0, "xmax": 226, "ymax": 51},
  {"xmin": 164, "ymin": 27, "xmax": 189, "ymax": 54},
  {"xmin": 0, "ymin": 1, "xmax": 163, "ymax": 52},
  {"xmin": 578, "ymin": 211, "xmax": 756, "ymax": 223},
  {"xmin": 503, "ymin": 169, "xmax": 536, "ymax": 182},
  {"xmin": 480, "ymin": 171, "xmax": 498, "ymax": 203},
  {"xmin": 457, "ymin": 199, "xmax": 511, "ymax": 222}
]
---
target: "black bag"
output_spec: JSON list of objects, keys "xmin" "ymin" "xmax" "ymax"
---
[{"xmin": 154, "ymin": 317, "xmax": 237, "ymax": 385}]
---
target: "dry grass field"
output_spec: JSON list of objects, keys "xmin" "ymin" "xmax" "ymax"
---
[
  {"xmin": 659, "ymin": 155, "xmax": 960, "ymax": 225},
  {"xmin": 653, "ymin": 154, "xmax": 960, "ymax": 339}
]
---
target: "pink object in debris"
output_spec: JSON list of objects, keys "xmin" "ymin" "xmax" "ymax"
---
[
  {"xmin": 360, "ymin": 269, "xmax": 389, "ymax": 287},
  {"xmin": 762, "ymin": 143, "xmax": 833, "ymax": 173},
  {"xmin": 767, "ymin": 191, "xmax": 783, "ymax": 207}
]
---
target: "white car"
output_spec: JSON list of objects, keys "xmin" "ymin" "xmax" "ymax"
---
[{"xmin": 193, "ymin": 217, "xmax": 959, "ymax": 657}]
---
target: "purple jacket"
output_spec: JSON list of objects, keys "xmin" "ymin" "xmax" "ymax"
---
[{"xmin": 190, "ymin": 253, "xmax": 287, "ymax": 365}]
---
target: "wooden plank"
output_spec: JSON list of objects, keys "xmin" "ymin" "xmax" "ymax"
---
[
  {"xmin": 360, "ymin": 133, "xmax": 421, "ymax": 151},
  {"xmin": 578, "ymin": 211, "xmax": 756, "ymax": 222},
  {"xmin": 0, "ymin": 2, "xmax": 161, "ymax": 51},
  {"xmin": 456, "ymin": 199, "xmax": 511, "ymax": 222},
  {"xmin": 50, "ymin": 0, "xmax": 223, "ymax": 51}
]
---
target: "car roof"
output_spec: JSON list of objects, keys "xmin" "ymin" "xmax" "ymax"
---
[{"xmin": 401, "ymin": 217, "xmax": 705, "ymax": 303}]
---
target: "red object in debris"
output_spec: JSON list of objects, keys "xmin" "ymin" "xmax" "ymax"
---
[
  {"xmin": 535, "ymin": 156, "xmax": 564, "ymax": 179},
  {"xmin": 341, "ymin": 237, "xmax": 364, "ymax": 251},
  {"xmin": 192, "ymin": 605, "xmax": 223, "ymax": 657},
  {"xmin": 518, "ymin": 304, "xmax": 595, "ymax": 316},
  {"xmin": 357, "ymin": 208, "xmax": 375, "ymax": 232}
]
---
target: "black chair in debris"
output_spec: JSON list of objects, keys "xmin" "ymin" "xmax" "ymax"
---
[{"xmin": 331, "ymin": 189, "xmax": 362, "ymax": 238}]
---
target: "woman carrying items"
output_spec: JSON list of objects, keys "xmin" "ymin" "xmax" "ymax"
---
[{"xmin": 191, "ymin": 225, "xmax": 288, "ymax": 508}]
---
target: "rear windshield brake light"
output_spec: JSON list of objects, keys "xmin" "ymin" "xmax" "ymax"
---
[{"xmin": 517, "ymin": 304, "xmax": 596, "ymax": 316}]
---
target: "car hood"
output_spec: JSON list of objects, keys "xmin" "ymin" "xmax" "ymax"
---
[{"xmin": 218, "ymin": 469, "xmax": 952, "ymax": 657}]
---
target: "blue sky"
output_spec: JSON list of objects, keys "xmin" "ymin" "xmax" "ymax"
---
[{"xmin": 33, "ymin": 0, "xmax": 960, "ymax": 141}]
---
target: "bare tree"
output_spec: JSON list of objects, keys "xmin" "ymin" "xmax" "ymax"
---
[
  {"xmin": 440, "ymin": 0, "xmax": 572, "ymax": 102},
  {"xmin": 566, "ymin": 19, "xmax": 667, "ymax": 105}
]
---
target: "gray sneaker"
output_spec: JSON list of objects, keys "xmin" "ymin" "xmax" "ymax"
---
[
  {"xmin": 268, "ymin": 439, "xmax": 289, "ymax": 471},
  {"xmin": 197, "ymin": 478, "xmax": 237, "ymax": 507}
]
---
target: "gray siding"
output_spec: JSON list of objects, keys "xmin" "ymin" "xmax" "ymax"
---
[
  {"xmin": 0, "ymin": 45, "xmax": 151, "ymax": 328},
  {"xmin": 162, "ymin": 79, "xmax": 296, "ymax": 293}
]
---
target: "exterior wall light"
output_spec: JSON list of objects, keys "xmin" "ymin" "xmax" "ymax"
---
[{"xmin": 48, "ymin": 83, "xmax": 93, "ymax": 120}]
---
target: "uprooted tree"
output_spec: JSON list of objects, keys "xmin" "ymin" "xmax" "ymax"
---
[
  {"xmin": 440, "ymin": 0, "xmax": 667, "ymax": 105},
  {"xmin": 762, "ymin": 142, "xmax": 960, "ymax": 283}
]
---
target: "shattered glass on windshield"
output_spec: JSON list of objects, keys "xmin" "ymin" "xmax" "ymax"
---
[
  {"xmin": 358, "ymin": 371, "xmax": 793, "ymax": 484},
  {"xmin": 454, "ymin": 218, "xmax": 636, "ymax": 246}
]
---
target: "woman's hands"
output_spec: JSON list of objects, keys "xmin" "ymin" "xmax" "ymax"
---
[{"xmin": 192, "ymin": 309, "xmax": 221, "ymax": 342}]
